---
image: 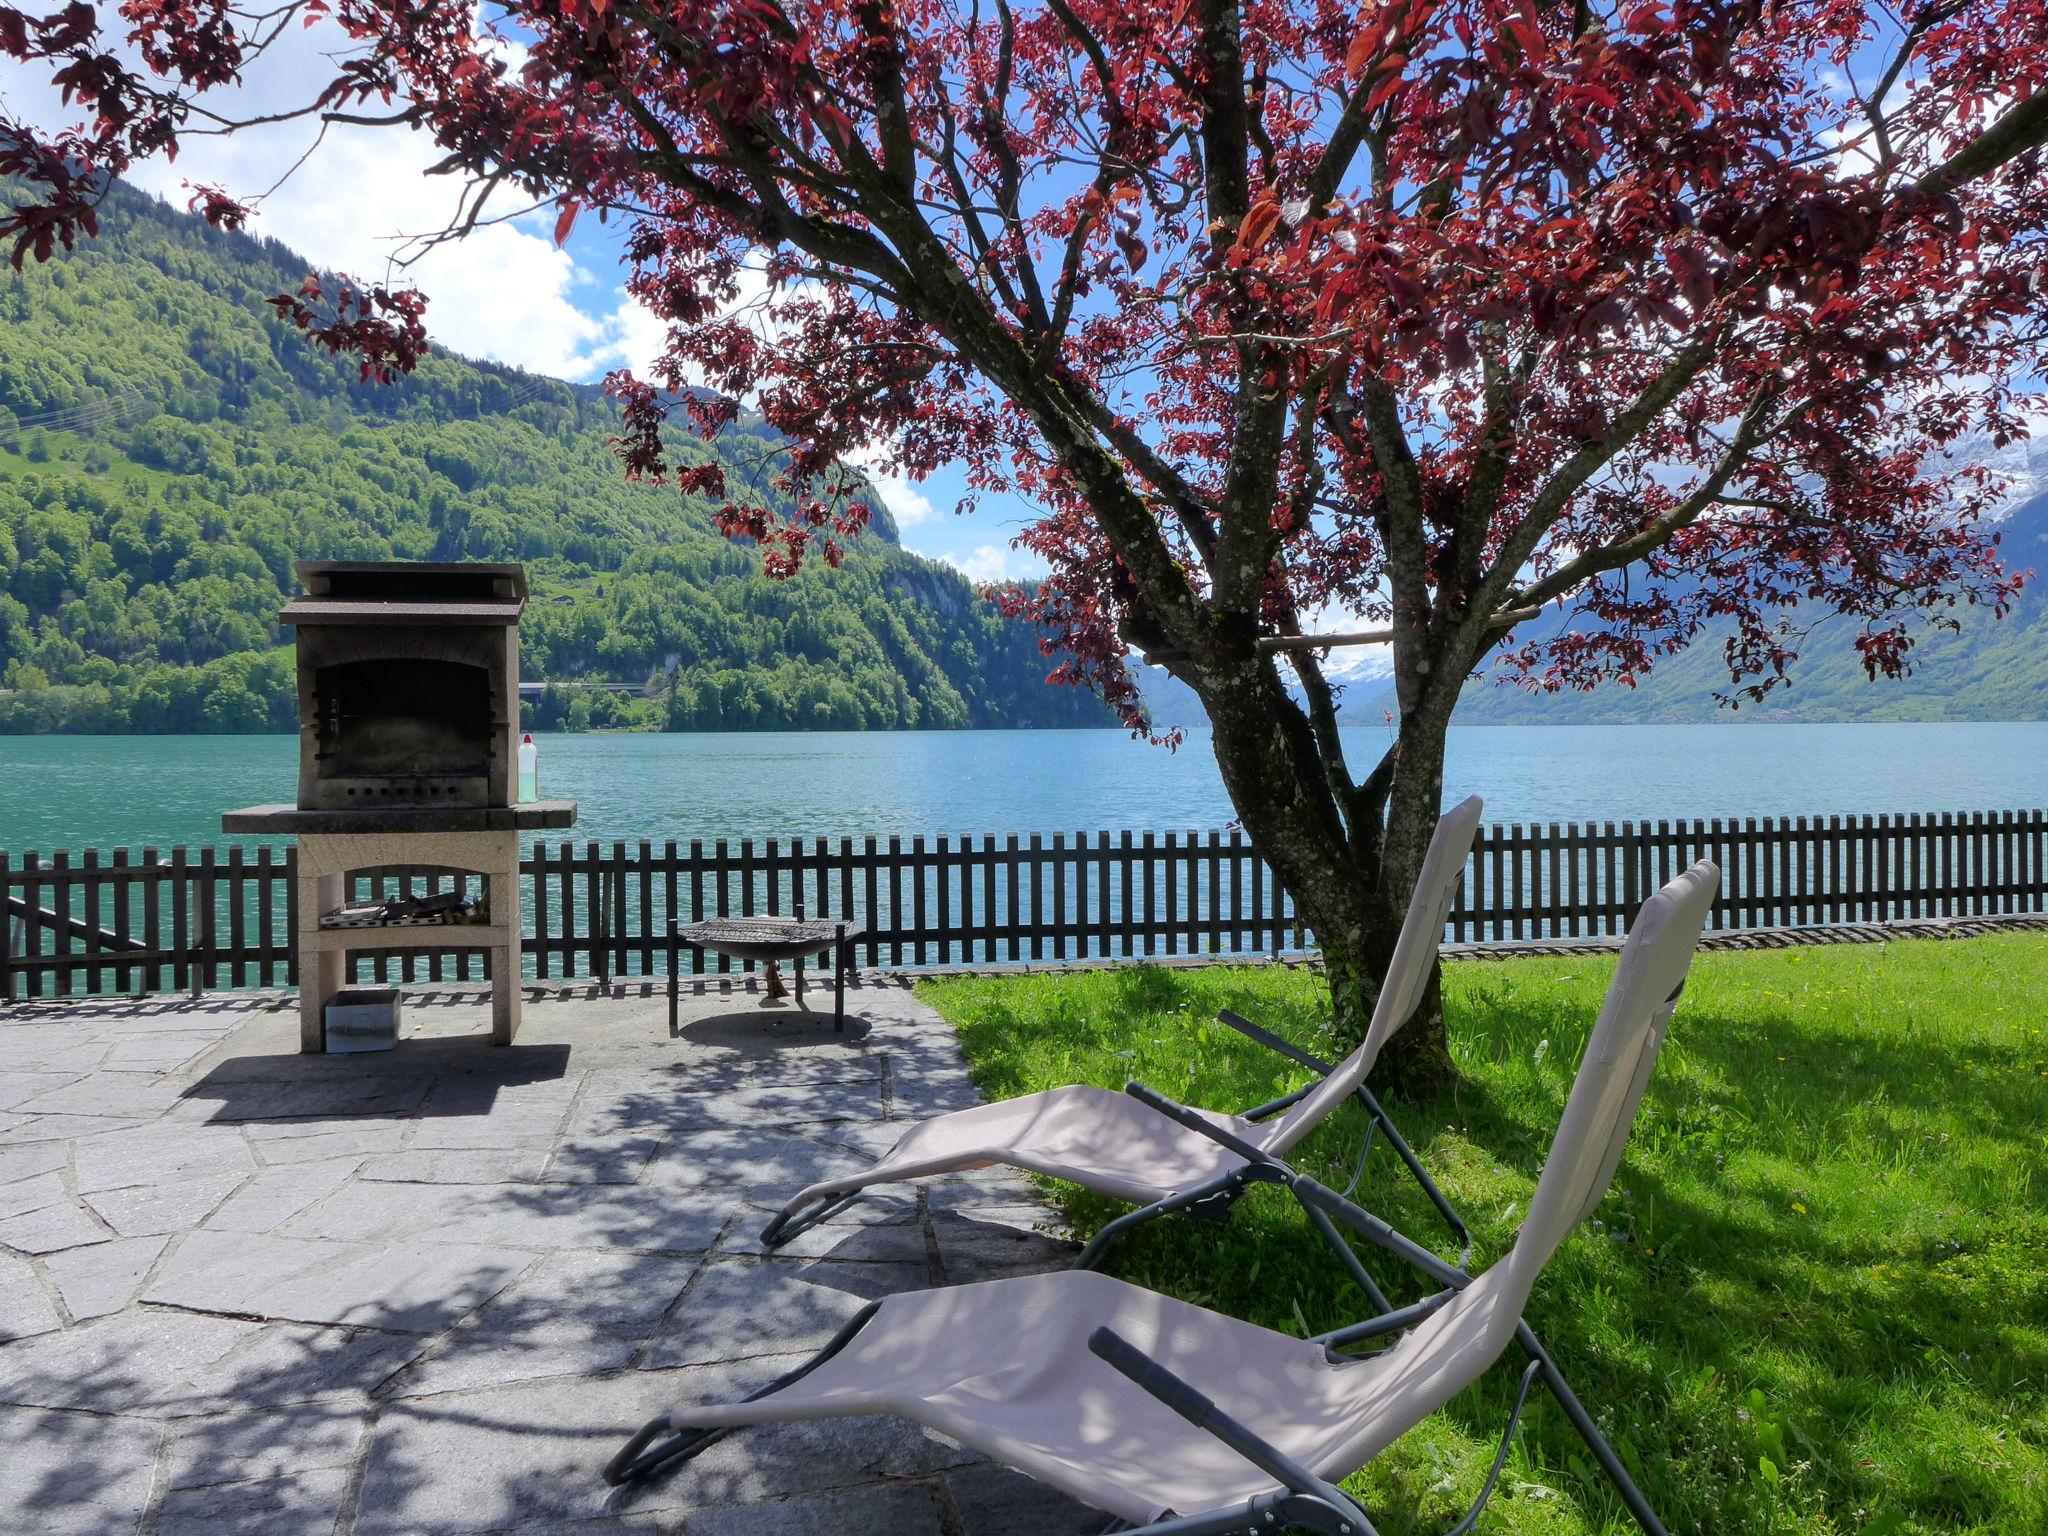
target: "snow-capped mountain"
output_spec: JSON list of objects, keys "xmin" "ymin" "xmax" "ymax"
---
[{"xmin": 1934, "ymin": 402, "xmax": 2048, "ymax": 518}]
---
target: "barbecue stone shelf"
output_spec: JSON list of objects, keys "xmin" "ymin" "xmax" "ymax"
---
[{"xmin": 221, "ymin": 803, "xmax": 577, "ymax": 835}]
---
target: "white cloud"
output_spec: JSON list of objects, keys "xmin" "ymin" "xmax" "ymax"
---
[
  {"xmin": 868, "ymin": 471, "xmax": 940, "ymax": 529},
  {"xmin": 939, "ymin": 542, "xmax": 1046, "ymax": 585},
  {"xmin": 125, "ymin": 123, "xmax": 631, "ymax": 379},
  {"xmin": 5, "ymin": 15, "xmax": 643, "ymax": 381},
  {"xmin": 842, "ymin": 442, "xmax": 941, "ymax": 529},
  {"xmin": 583, "ymin": 290, "xmax": 673, "ymax": 379},
  {"xmin": 472, "ymin": 2, "xmax": 530, "ymax": 73},
  {"xmin": 878, "ymin": 475, "xmax": 939, "ymax": 528}
]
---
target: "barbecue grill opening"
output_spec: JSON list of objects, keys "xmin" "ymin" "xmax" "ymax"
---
[
  {"xmin": 315, "ymin": 659, "xmax": 493, "ymax": 792},
  {"xmin": 315, "ymin": 566, "xmax": 511, "ymax": 604}
]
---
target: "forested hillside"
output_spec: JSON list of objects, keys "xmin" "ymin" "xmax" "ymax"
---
[{"xmin": 0, "ymin": 180, "xmax": 1103, "ymax": 734}]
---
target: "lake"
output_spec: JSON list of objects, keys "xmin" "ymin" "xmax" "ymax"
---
[{"xmin": 4, "ymin": 722, "xmax": 2047, "ymax": 854}]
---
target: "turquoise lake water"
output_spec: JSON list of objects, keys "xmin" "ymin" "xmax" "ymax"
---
[{"xmin": 3, "ymin": 723, "xmax": 2046, "ymax": 854}]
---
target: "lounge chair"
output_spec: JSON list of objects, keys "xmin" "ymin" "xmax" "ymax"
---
[
  {"xmin": 759, "ymin": 795, "xmax": 1488, "ymax": 1259},
  {"xmin": 607, "ymin": 862, "xmax": 1720, "ymax": 1536}
]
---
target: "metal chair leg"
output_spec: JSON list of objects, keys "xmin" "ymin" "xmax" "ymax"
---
[
  {"xmin": 1355, "ymin": 1084, "xmax": 1473, "ymax": 1266},
  {"xmin": 834, "ymin": 924, "xmax": 847, "ymax": 1031},
  {"xmin": 1072, "ymin": 1176, "xmax": 1244, "ymax": 1271},
  {"xmin": 605, "ymin": 1420, "xmax": 729, "ymax": 1486},
  {"xmin": 1356, "ymin": 1093, "xmax": 1660, "ymax": 1532},
  {"xmin": 1112, "ymin": 1492, "xmax": 1382, "ymax": 1535},
  {"xmin": 1444, "ymin": 1360, "xmax": 1544, "ymax": 1536},
  {"xmin": 759, "ymin": 1190, "xmax": 867, "ymax": 1248},
  {"xmin": 666, "ymin": 924, "xmax": 679, "ymax": 1037},
  {"xmin": 606, "ymin": 1301, "xmax": 882, "ymax": 1485},
  {"xmin": 1515, "ymin": 1323, "xmax": 1670, "ymax": 1536}
]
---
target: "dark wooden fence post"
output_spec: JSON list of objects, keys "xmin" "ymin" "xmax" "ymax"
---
[
  {"xmin": 913, "ymin": 835, "xmax": 930, "ymax": 967},
  {"xmin": 611, "ymin": 839, "xmax": 630, "ymax": 982},
  {"xmin": 21, "ymin": 852, "xmax": 43, "ymax": 1000},
  {"xmin": 0, "ymin": 850, "xmax": 14, "ymax": 1004},
  {"xmin": 587, "ymin": 839, "xmax": 606, "ymax": 988},
  {"xmin": 81, "ymin": 848, "xmax": 105, "ymax": 996},
  {"xmin": 184, "ymin": 847, "xmax": 206, "ymax": 998},
  {"xmin": 50, "ymin": 849, "xmax": 74, "ymax": 998}
]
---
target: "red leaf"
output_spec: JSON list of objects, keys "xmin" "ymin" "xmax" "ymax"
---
[
  {"xmin": 1343, "ymin": 23, "xmax": 1386, "ymax": 83},
  {"xmin": 1237, "ymin": 198, "xmax": 1283, "ymax": 252}
]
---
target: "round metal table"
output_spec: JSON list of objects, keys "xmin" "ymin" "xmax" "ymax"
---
[{"xmin": 667, "ymin": 916, "xmax": 865, "ymax": 1034}]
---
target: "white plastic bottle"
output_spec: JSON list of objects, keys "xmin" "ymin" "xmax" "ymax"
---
[{"xmin": 518, "ymin": 733, "xmax": 538, "ymax": 803}]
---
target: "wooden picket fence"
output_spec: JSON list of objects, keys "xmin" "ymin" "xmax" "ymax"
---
[{"xmin": 5, "ymin": 809, "xmax": 2046, "ymax": 1000}]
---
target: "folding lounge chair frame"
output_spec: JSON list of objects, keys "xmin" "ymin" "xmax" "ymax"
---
[
  {"xmin": 759, "ymin": 797, "xmax": 1489, "ymax": 1256},
  {"xmin": 757, "ymin": 1031, "xmax": 1470, "ymax": 1274},
  {"xmin": 1072, "ymin": 1005, "xmax": 1473, "ymax": 1293},
  {"xmin": 610, "ymin": 1161, "xmax": 1583, "ymax": 1536},
  {"xmin": 1119, "ymin": 1079, "xmax": 1672, "ymax": 1536},
  {"xmin": 1074, "ymin": 940, "xmax": 1675, "ymax": 1529},
  {"xmin": 607, "ymin": 864, "xmax": 1718, "ymax": 1536}
]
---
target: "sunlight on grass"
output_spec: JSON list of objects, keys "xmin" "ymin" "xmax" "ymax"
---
[{"xmin": 918, "ymin": 935, "xmax": 2048, "ymax": 1535}]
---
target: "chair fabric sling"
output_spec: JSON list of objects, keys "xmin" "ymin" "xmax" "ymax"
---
[
  {"xmin": 608, "ymin": 863, "xmax": 1720, "ymax": 1536},
  {"xmin": 758, "ymin": 795, "xmax": 1487, "ymax": 1247}
]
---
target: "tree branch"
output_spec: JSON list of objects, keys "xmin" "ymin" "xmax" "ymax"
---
[
  {"xmin": 1468, "ymin": 339, "xmax": 1720, "ymax": 625},
  {"xmin": 1502, "ymin": 383, "xmax": 1779, "ymax": 614},
  {"xmin": 1258, "ymin": 607, "xmax": 1540, "ymax": 652},
  {"xmin": 1914, "ymin": 84, "xmax": 2048, "ymax": 198}
]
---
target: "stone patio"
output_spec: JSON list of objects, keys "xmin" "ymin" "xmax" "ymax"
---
[{"xmin": 0, "ymin": 977, "xmax": 1107, "ymax": 1535}]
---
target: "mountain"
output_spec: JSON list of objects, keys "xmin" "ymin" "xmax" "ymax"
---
[
  {"xmin": 1134, "ymin": 640, "xmax": 1395, "ymax": 735},
  {"xmin": 0, "ymin": 179, "xmax": 1106, "ymax": 734},
  {"xmin": 1439, "ymin": 487, "xmax": 2048, "ymax": 725}
]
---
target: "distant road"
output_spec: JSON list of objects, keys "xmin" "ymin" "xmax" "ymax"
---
[{"xmin": 517, "ymin": 680, "xmax": 646, "ymax": 698}]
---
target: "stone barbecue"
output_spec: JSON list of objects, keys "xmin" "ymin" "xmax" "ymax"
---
[{"xmin": 223, "ymin": 559, "xmax": 575, "ymax": 1052}]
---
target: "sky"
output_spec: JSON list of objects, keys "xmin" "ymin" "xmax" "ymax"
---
[{"xmin": 0, "ymin": 32, "xmax": 1051, "ymax": 590}]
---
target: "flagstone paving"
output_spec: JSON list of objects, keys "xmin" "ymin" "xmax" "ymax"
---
[{"xmin": 0, "ymin": 978, "xmax": 1100, "ymax": 1534}]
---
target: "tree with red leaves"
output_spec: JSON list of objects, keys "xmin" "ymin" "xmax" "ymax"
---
[{"xmin": 8, "ymin": 0, "xmax": 2046, "ymax": 1080}]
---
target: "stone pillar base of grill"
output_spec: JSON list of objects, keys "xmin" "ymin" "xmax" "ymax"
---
[{"xmin": 292, "ymin": 828, "xmax": 525, "ymax": 1053}]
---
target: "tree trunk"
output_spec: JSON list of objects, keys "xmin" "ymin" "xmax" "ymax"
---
[
  {"xmin": 1375, "ymin": 708, "xmax": 1458, "ymax": 1089},
  {"xmin": 1234, "ymin": 805, "xmax": 1459, "ymax": 1092},
  {"xmin": 1318, "ymin": 927, "xmax": 1456, "ymax": 1092},
  {"xmin": 1192, "ymin": 657, "xmax": 1460, "ymax": 1093}
]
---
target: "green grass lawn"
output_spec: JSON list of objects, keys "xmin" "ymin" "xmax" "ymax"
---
[{"xmin": 917, "ymin": 934, "xmax": 2048, "ymax": 1535}]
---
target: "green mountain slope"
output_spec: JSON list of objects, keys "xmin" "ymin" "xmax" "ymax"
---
[
  {"xmin": 1331, "ymin": 492, "xmax": 2048, "ymax": 726},
  {"xmin": 0, "ymin": 180, "xmax": 1102, "ymax": 734}
]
